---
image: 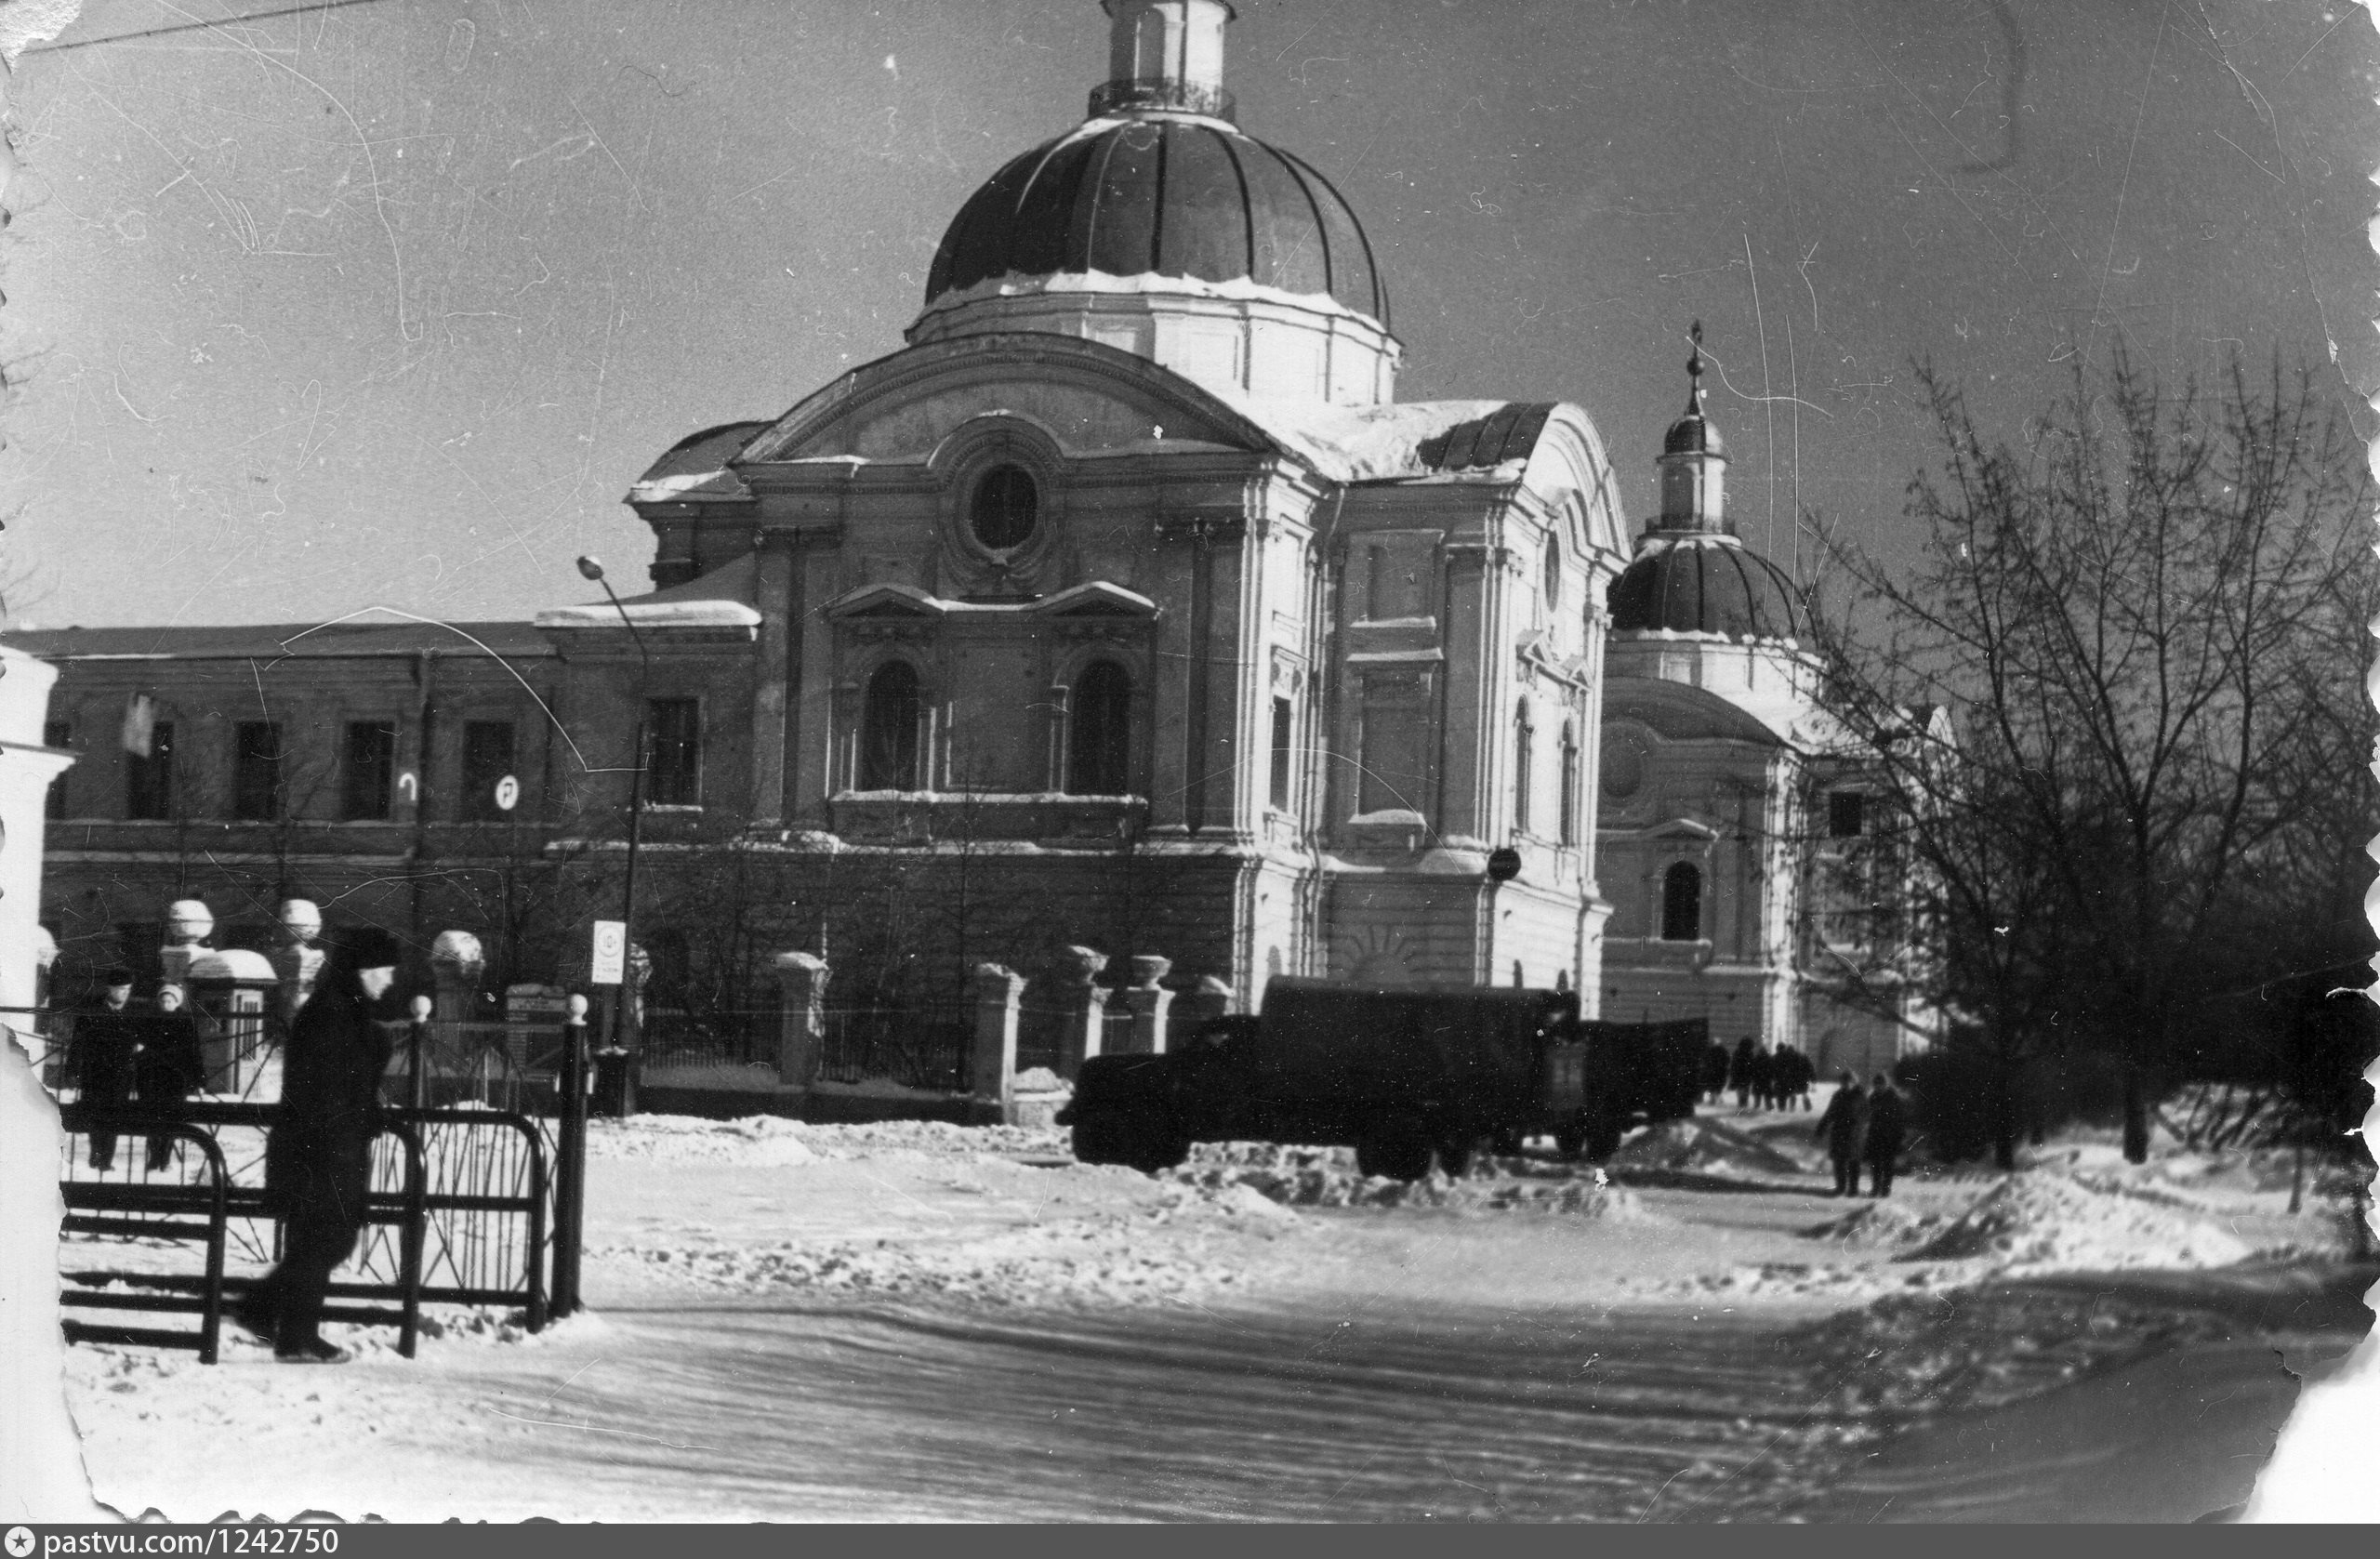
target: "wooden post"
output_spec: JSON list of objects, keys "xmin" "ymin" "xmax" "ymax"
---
[{"xmin": 550, "ymin": 995, "xmax": 590, "ymax": 1317}]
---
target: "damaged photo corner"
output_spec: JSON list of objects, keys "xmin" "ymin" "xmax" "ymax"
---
[{"xmin": 0, "ymin": 0, "xmax": 2376, "ymax": 1526}]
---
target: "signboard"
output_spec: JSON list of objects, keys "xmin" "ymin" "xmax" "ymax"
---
[
  {"xmin": 590, "ymin": 920, "xmax": 627, "ymax": 985},
  {"xmin": 495, "ymin": 774, "xmax": 520, "ymax": 813}
]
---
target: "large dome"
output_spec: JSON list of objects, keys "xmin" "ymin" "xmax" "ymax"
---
[
  {"xmin": 923, "ymin": 116, "xmax": 1388, "ymax": 327},
  {"xmin": 1608, "ymin": 534, "xmax": 1806, "ymax": 641}
]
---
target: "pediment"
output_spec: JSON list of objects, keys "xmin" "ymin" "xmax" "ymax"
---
[
  {"xmin": 1645, "ymin": 817, "xmax": 1721, "ymax": 842},
  {"xmin": 1030, "ymin": 582, "xmax": 1159, "ymax": 619},
  {"xmin": 826, "ymin": 583, "xmax": 946, "ymax": 619},
  {"xmin": 740, "ymin": 334, "xmax": 1284, "ymax": 469}
]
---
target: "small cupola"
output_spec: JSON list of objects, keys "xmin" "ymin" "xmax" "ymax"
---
[
  {"xmin": 1092, "ymin": 0, "xmax": 1236, "ymax": 119},
  {"xmin": 1654, "ymin": 322, "xmax": 1729, "ymax": 535}
]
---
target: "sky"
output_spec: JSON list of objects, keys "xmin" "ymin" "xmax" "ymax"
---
[{"xmin": 0, "ymin": 0, "xmax": 2373, "ymax": 629}]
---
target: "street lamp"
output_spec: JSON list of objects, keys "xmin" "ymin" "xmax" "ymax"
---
[{"xmin": 575, "ymin": 555, "xmax": 649, "ymax": 1116}]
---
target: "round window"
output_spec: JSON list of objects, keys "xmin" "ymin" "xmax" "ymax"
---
[{"xmin": 970, "ymin": 465, "xmax": 1038, "ymax": 550}]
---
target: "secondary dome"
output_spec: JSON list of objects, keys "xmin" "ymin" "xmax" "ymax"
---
[
  {"xmin": 923, "ymin": 116, "xmax": 1388, "ymax": 327},
  {"xmin": 1607, "ymin": 534, "xmax": 1806, "ymax": 642}
]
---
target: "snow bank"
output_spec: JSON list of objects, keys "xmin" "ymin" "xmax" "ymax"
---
[
  {"xmin": 1169, "ymin": 1143, "xmax": 1651, "ymax": 1219},
  {"xmin": 582, "ymin": 1113, "xmax": 1074, "ymax": 1166},
  {"xmin": 1606, "ymin": 1117, "xmax": 1808, "ymax": 1179},
  {"xmin": 1801, "ymin": 1200, "xmax": 1954, "ymax": 1250},
  {"xmin": 1789, "ymin": 1287, "xmax": 2235, "ymax": 1417},
  {"xmin": 586, "ymin": 1114, "xmax": 817, "ymax": 1166},
  {"xmin": 1904, "ymin": 1174, "xmax": 2254, "ymax": 1273}
]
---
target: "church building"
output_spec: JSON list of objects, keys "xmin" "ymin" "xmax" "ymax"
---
[
  {"xmin": 580, "ymin": 0, "xmax": 1631, "ymax": 1006},
  {"xmin": 19, "ymin": 0, "xmax": 1936, "ymax": 1068}
]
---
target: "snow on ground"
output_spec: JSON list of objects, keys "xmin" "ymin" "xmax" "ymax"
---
[{"xmin": 47, "ymin": 1103, "xmax": 2376, "ymax": 1521}]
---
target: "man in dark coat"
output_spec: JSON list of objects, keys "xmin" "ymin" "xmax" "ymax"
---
[
  {"xmin": 73, "ymin": 969, "xmax": 140, "ymax": 1170},
  {"xmin": 1700, "ymin": 1040, "xmax": 1731, "ymax": 1105},
  {"xmin": 1728, "ymin": 1037, "xmax": 1756, "ymax": 1109},
  {"xmin": 134, "ymin": 983, "xmax": 209, "ymax": 1173},
  {"xmin": 1782, "ymin": 1047, "xmax": 1814, "ymax": 1111},
  {"xmin": 1815, "ymin": 1071, "xmax": 1871, "ymax": 1196},
  {"xmin": 1864, "ymin": 1073, "xmax": 1909, "ymax": 1197},
  {"xmin": 239, "ymin": 928, "xmax": 406, "ymax": 1364},
  {"xmin": 1748, "ymin": 1043, "xmax": 1776, "ymax": 1111}
]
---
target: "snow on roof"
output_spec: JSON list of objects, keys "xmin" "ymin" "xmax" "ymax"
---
[
  {"xmin": 1205, "ymin": 393, "xmax": 1554, "ymax": 483},
  {"xmin": 535, "ymin": 599, "xmax": 762, "ymax": 633},
  {"xmin": 628, "ymin": 420, "xmax": 768, "ymax": 504},
  {"xmin": 4, "ymin": 620, "xmax": 555, "ymax": 661},
  {"xmin": 914, "ymin": 268, "xmax": 1388, "ymax": 332}
]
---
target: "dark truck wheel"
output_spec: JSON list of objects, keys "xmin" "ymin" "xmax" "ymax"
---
[
  {"xmin": 1435, "ymin": 1132, "xmax": 1475, "ymax": 1177},
  {"xmin": 1356, "ymin": 1118, "xmax": 1435, "ymax": 1182},
  {"xmin": 1121, "ymin": 1124, "xmax": 1191, "ymax": 1174}
]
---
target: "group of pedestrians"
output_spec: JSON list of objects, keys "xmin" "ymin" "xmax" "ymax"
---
[
  {"xmin": 1701, "ymin": 1037, "xmax": 1813, "ymax": 1112},
  {"xmin": 69, "ymin": 968, "xmax": 209, "ymax": 1174},
  {"xmin": 1814, "ymin": 1071, "xmax": 1908, "ymax": 1197},
  {"xmin": 69, "ymin": 928, "xmax": 410, "ymax": 1366}
]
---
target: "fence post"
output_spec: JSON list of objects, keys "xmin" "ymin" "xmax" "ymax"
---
[
  {"xmin": 1122, "ymin": 955, "xmax": 1174, "ymax": 1056},
  {"xmin": 1176, "ymin": 973, "xmax": 1234, "ymax": 1037},
  {"xmin": 269, "ymin": 899, "xmax": 325, "ymax": 1040},
  {"xmin": 1062, "ymin": 945, "xmax": 1107, "ymax": 1076},
  {"xmin": 550, "ymin": 994, "xmax": 590, "ymax": 1317},
  {"xmin": 971, "ymin": 963, "xmax": 1025, "ymax": 1121},
  {"xmin": 773, "ymin": 951, "xmax": 829, "ymax": 1093},
  {"xmin": 406, "ymin": 995, "xmax": 433, "ymax": 1110},
  {"xmin": 430, "ymin": 930, "xmax": 484, "ymax": 1103}
]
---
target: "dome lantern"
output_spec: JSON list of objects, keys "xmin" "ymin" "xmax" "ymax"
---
[
  {"xmin": 1091, "ymin": 0, "xmax": 1236, "ymax": 121},
  {"xmin": 1655, "ymin": 321, "xmax": 1728, "ymax": 535}
]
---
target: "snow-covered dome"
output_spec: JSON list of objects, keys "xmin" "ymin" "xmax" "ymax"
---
[{"xmin": 906, "ymin": 0, "xmax": 1400, "ymax": 406}]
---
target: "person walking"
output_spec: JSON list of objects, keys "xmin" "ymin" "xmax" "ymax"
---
[
  {"xmin": 1816, "ymin": 1071, "xmax": 1871, "ymax": 1196},
  {"xmin": 73, "ymin": 968, "xmax": 141, "ymax": 1170},
  {"xmin": 1728, "ymin": 1036, "xmax": 1755, "ymax": 1109},
  {"xmin": 237, "ymin": 928, "xmax": 407, "ymax": 1364},
  {"xmin": 1864, "ymin": 1072, "xmax": 1908, "ymax": 1197},
  {"xmin": 1700, "ymin": 1040, "xmax": 1731, "ymax": 1106},
  {"xmin": 1748, "ymin": 1042, "xmax": 1776, "ymax": 1112},
  {"xmin": 1782, "ymin": 1047, "xmax": 1814, "ymax": 1111},
  {"xmin": 134, "ymin": 984, "xmax": 208, "ymax": 1173}
]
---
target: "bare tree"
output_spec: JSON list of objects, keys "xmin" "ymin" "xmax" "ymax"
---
[{"xmin": 1806, "ymin": 349, "xmax": 2373, "ymax": 1163}]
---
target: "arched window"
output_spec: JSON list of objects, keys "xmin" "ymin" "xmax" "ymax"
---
[
  {"xmin": 969, "ymin": 465, "xmax": 1038, "ymax": 550},
  {"xmin": 860, "ymin": 661, "xmax": 922, "ymax": 791},
  {"xmin": 1661, "ymin": 862, "xmax": 1703, "ymax": 942},
  {"xmin": 1067, "ymin": 660, "xmax": 1131, "ymax": 795},
  {"xmin": 1513, "ymin": 702, "xmax": 1534, "ymax": 834},
  {"xmin": 1558, "ymin": 722, "xmax": 1580, "ymax": 845}
]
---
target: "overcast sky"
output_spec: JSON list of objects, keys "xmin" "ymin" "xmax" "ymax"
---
[{"xmin": 1, "ymin": 0, "xmax": 2372, "ymax": 629}]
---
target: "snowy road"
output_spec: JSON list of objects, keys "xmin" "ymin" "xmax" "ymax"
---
[{"xmin": 52, "ymin": 1112, "xmax": 2374, "ymax": 1522}]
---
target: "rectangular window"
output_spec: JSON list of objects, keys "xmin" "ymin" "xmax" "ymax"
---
[
  {"xmin": 1269, "ymin": 697, "xmax": 1294, "ymax": 811},
  {"xmin": 645, "ymin": 698, "xmax": 701, "ymax": 806},
  {"xmin": 126, "ymin": 721, "xmax": 176, "ymax": 821},
  {"xmin": 44, "ymin": 720, "xmax": 68, "ymax": 820},
  {"xmin": 341, "ymin": 721, "xmax": 396, "ymax": 821},
  {"xmin": 1828, "ymin": 790, "xmax": 1866, "ymax": 839},
  {"xmin": 232, "ymin": 721, "xmax": 284, "ymax": 822},
  {"xmin": 461, "ymin": 720, "xmax": 516, "ymax": 821}
]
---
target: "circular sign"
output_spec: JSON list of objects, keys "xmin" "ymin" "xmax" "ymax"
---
[
  {"xmin": 494, "ymin": 774, "xmax": 520, "ymax": 813},
  {"xmin": 1485, "ymin": 846, "xmax": 1523, "ymax": 883}
]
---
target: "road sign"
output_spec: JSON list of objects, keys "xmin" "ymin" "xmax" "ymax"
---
[
  {"xmin": 495, "ymin": 773, "xmax": 520, "ymax": 812},
  {"xmin": 590, "ymin": 920, "xmax": 627, "ymax": 985}
]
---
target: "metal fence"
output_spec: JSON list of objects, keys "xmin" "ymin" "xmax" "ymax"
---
[
  {"xmin": 817, "ymin": 1002, "xmax": 972, "ymax": 1092},
  {"xmin": 641, "ymin": 1005, "xmax": 775, "ymax": 1072}
]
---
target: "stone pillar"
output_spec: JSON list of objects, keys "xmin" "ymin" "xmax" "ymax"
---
[
  {"xmin": 269, "ymin": 899, "xmax": 325, "ymax": 1035},
  {"xmin": 1175, "ymin": 974, "xmax": 1234, "ymax": 1037},
  {"xmin": 1121, "ymin": 955, "xmax": 1174, "ymax": 1056},
  {"xmin": 1061, "ymin": 945, "xmax": 1107, "ymax": 1076},
  {"xmin": 429, "ymin": 931, "xmax": 485, "ymax": 1104},
  {"xmin": 160, "ymin": 898, "xmax": 215, "ymax": 990},
  {"xmin": 773, "ymin": 951, "xmax": 829, "ymax": 1091},
  {"xmin": 971, "ymin": 963, "xmax": 1025, "ymax": 1118}
]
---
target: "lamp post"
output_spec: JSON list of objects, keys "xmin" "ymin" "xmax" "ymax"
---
[{"xmin": 575, "ymin": 555, "xmax": 649, "ymax": 1117}]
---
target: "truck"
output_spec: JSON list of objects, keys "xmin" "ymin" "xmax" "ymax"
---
[{"xmin": 1054, "ymin": 978, "xmax": 1709, "ymax": 1178}]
